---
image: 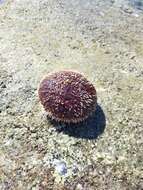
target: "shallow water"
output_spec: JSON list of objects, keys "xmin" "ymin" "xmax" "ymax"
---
[{"xmin": 0, "ymin": 0, "xmax": 143, "ymax": 189}]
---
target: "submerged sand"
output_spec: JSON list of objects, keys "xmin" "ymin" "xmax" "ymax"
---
[{"xmin": 0, "ymin": 0, "xmax": 143, "ymax": 189}]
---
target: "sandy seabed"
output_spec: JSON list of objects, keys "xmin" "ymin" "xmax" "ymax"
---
[{"xmin": 0, "ymin": 0, "xmax": 143, "ymax": 189}]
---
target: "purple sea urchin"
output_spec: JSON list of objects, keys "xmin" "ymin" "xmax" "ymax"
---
[{"xmin": 38, "ymin": 71, "xmax": 97, "ymax": 123}]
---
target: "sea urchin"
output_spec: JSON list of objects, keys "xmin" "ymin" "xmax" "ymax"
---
[{"xmin": 38, "ymin": 71, "xmax": 97, "ymax": 123}]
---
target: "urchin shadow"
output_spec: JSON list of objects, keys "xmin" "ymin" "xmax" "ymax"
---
[{"xmin": 48, "ymin": 104, "xmax": 106, "ymax": 140}]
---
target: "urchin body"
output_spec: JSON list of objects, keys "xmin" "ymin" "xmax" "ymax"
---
[{"xmin": 38, "ymin": 71, "xmax": 97, "ymax": 123}]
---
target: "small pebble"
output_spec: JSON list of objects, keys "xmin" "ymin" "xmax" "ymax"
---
[{"xmin": 53, "ymin": 160, "xmax": 67, "ymax": 176}]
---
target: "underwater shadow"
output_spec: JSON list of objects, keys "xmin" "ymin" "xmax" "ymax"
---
[{"xmin": 49, "ymin": 104, "xmax": 106, "ymax": 140}]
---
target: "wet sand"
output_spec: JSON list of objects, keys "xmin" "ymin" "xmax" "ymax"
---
[{"xmin": 0, "ymin": 0, "xmax": 143, "ymax": 189}]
